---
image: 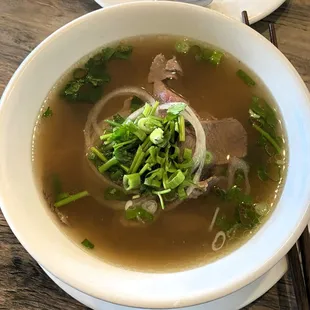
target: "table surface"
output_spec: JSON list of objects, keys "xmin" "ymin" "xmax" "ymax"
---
[{"xmin": 0, "ymin": 0, "xmax": 309, "ymax": 309}]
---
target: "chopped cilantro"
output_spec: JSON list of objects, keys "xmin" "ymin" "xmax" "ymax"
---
[
  {"xmin": 81, "ymin": 239, "xmax": 94, "ymax": 249},
  {"xmin": 167, "ymin": 103, "xmax": 187, "ymax": 115},
  {"xmin": 42, "ymin": 106, "xmax": 53, "ymax": 118},
  {"xmin": 61, "ymin": 44, "xmax": 133, "ymax": 103},
  {"xmin": 237, "ymin": 69, "xmax": 256, "ymax": 86}
]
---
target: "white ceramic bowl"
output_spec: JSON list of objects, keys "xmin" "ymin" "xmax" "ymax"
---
[{"xmin": 1, "ymin": 2, "xmax": 310, "ymax": 308}]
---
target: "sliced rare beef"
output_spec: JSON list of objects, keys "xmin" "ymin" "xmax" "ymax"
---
[
  {"xmin": 181, "ymin": 118, "xmax": 247, "ymax": 166},
  {"xmin": 153, "ymin": 80, "xmax": 186, "ymax": 103},
  {"xmin": 148, "ymin": 54, "xmax": 183, "ymax": 83},
  {"xmin": 202, "ymin": 118, "xmax": 247, "ymax": 165},
  {"xmin": 148, "ymin": 54, "xmax": 185, "ymax": 103}
]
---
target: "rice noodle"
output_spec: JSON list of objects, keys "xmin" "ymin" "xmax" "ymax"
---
[
  {"xmin": 157, "ymin": 102, "xmax": 206, "ymax": 197},
  {"xmin": 227, "ymin": 156, "xmax": 251, "ymax": 195},
  {"xmin": 212, "ymin": 231, "xmax": 226, "ymax": 252},
  {"xmin": 208, "ymin": 207, "xmax": 220, "ymax": 232}
]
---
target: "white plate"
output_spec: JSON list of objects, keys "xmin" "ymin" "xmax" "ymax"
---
[
  {"xmin": 93, "ymin": 0, "xmax": 286, "ymax": 24},
  {"xmin": 42, "ymin": 257, "xmax": 288, "ymax": 310}
]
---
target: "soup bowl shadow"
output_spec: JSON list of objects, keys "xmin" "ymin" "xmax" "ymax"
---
[{"xmin": 0, "ymin": 1, "xmax": 310, "ymax": 308}]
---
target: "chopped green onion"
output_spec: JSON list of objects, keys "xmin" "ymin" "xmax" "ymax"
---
[
  {"xmin": 144, "ymin": 177, "xmax": 161, "ymax": 188},
  {"xmin": 166, "ymin": 170, "xmax": 185, "ymax": 189},
  {"xmin": 143, "ymin": 103, "xmax": 152, "ymax": 116},
  {"xmin": 237, "ymin": 69, "xmax": 256, "ymax": 86},
  {"xmin": 209, "ymin": 51, "xmax": 224, "ymax": 66},
  {"xmin": 183, "ymin": 148, "xmax": 192, "ymax": 160},
  {"xmin": 153, "ymin": 189, "xmax": 171, "ymax": 209},
  {"xmin": 120, "ymin": 164, "xmax": 130, "ymax": 173},
  {"xmin": 54, "ymin": 190, "xmax": 89, "ymax": 208},
  {"xmin": 123, "ymin": 173, "xmax": 141, "ymax": 191},
  {"xmin": 175, "ymin": 40, "xmax": 191, "ymax": 54},
  {"xmin": 127, "ymin": 122, "xmax": 147, "ymax": 141},
  {"xmin": 90, "ymin": 147, "xmax": 108, "ymax": 162},
  {"xmin": 178, "ymin": 115, "xmax": 185, "ymax": 142},
  {"xmin": 137, "ymin": 118, "xmax": 153, "ymax": 133},
  {"xmin": 139, "ymin": 163, "xmax": 150, "ymax": 175},
  {"xmin": 137, "ymin": 117, "xmax": 162, "ymax": 134},
  {"xmin": 81, "ymin": 238, "xmax": 94, "ymax": 249},
  {"xmin": 125, "ymin": 206, "xmax": 153, "ymax": 222},
  {"xmin": 149, "ymin": 101, "xmax": 160, "ymax": 116},
  {"xmin": 130, "ymin": 147, "xmax": 145, "ymax": 174},
  {"xmin": 150, "ymin": 128, "xmax": 164, "ymax": 144},
  {"xmin": 153, "ymin": 189, "xmax": 172, "ymax": 195},
  {"xmin": 105, "ymin": 119, "xmax": 121, "ymax": 127},
  {"xmin": 98, "ymin": 157, "xmax": 118, "ymax": 173}
]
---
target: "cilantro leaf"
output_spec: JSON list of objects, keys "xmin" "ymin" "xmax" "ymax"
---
[
  {"xmin": 81, "ymin": 239, "xmax": 94, "ymax": 249},
  {"xmin": 42, "ymin": 106, "xmax": 53, "ymax": 118},
  {"xmin": 167, "ymin": 103, "xmax": 187, "ymax": 115}
]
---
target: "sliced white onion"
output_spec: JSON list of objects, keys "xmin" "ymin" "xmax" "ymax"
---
[
  {"xmin": 83, "ymin": 87, "xmax": 155, "ymax": 188},
  {"xmin": 208, "ymin": 207, "xmax": 220, "ymax": 232},
  {"xmin": 84, "ymin": 86, "xmax": 155, "ymax": 150},
  {"xmin": 211, "ymin": 231, "xmax": 226, "ymax": 252},
  {"xmin": 142, "ymin": 200, "xmax": 158, "ymax": 215},
  {"xmin": 227, "ymin": 156, "xmax": 250, "ymax": 195},
  {"xmin": 127, "ymin": 106, "xmax": 145, "ymax": 121},
  {"xmin": 125, "ymin": 200, "xmax": 133, "ymax": 210}
]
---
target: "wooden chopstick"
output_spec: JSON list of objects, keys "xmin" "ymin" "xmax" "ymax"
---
[
  {"xmin": 241, "ymin": 11, "xmax": 250, "ymax": 26},
  {"xmin": 300, "ymin": 228, "xmax": 310, "ymax": 301},
  {"xmin": 267, "ymin": 21, "xmax": 310, "ymax": 310},
  {"xmin": 241, "ymin": 10, "xmax": 310, "ymax": 309},
  {"xmin": 287, "ymin": 244, "xmax": 310, "ymax": 310}
]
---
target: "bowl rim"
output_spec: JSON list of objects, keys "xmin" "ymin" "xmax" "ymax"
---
[{"xmin": 1, "ymin": 1, "xmax": 310, "ymax": 308}]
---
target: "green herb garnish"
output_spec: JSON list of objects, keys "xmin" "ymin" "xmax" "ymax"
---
[
  {"xmin": 175, "ymin": 39, "xmax": 191, "ymax": 54},
  {"xmin": 81, "ymin": 239, "xmax": 94, "ymax": 249},
  {"xmin": 237, "ymin": 69, "xmax": 256, "ymax": 86},
  {"xmin": 209, "ymin": 51, "xmax": 224, "ymax": 66},
  {"xmin": 62, "ymin": 45, "xmax": 132, "ymax": 103},
  {"xmin": 42, "ymin": 106, "xmax": 53, "ymax": 118},
  {"xmin": 249, "ymin": 96, "xmax": 281, "ymax": 154},
  {"xmin": 125, "ymin": 206, "xmax": 153, "ymax": 222},
  {"xmin": 214, "ymin": 185, "xmax": 261, "ymax": 234},
  {"xmin": 54, "ymin": 190, "xmax": 89, "ymax": 208}
]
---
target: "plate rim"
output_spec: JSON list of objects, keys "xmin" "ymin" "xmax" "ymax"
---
[{"xmin": 93, "ymin": 0, "xmax": 286, "ymax": 24}]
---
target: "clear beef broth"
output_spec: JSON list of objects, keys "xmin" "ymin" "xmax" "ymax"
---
[{"xmin": 33, "ymin": 36, "xmax": 285, "ymax": 272}]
